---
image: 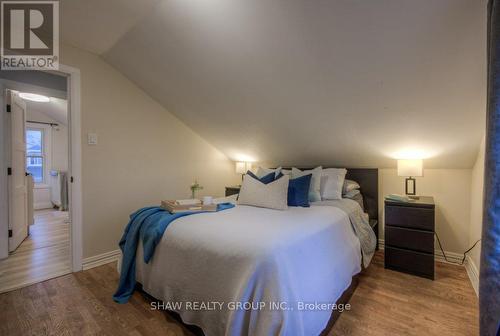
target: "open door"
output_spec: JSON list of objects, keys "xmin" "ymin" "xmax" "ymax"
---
[{"xmin": 8, "ymin": 92, "xmax": 28, "ymax": 252}]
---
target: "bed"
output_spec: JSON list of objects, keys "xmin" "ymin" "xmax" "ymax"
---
[{"xmin": 132, "ymin": 168, "xmax": 379, "ymax": 335}]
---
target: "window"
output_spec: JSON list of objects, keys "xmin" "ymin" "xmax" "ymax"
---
[{"xmin": 26, "ymin": 128, "xmax": 44, "ymax": 183}]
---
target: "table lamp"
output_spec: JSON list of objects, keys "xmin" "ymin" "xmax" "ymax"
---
[
  {"xmin": 397, "ymin": 159, "xmax": 423, "ymax": 196},
  {"xmin": 235, "ymin": 162, "xmax": 252, "ymax": 181}
]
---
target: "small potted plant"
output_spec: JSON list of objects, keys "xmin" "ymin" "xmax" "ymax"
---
[{"xmin": 190, "ymin": 180, "xmax": 204, "ymax": 199}]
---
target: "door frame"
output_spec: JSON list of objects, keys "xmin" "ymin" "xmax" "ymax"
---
[{"xmin": 0, "ymin": 63, "xmax": 83, "ymax": 272}]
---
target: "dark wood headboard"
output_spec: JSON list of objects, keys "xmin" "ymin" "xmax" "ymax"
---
[
  {"xmin": 279, "ymin": 167, "xmax": 379, "ymax": 221},
  {"xmin": 345, "ymin": 168, "xmax": 378, "ymax": 221}
]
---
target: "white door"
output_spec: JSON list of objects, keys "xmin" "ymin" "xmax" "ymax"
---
[{"xmin": 8, "ymin": 92, "xmax": 28, "ymax": 252}]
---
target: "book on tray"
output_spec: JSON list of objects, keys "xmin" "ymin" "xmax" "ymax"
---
[{"xmin": 161, "ymin": 199, "xmax": 217, "ymax": 213}]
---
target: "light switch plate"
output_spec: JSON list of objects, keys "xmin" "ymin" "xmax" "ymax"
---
[{"xmin": 87, "ymin": 133, "xmax": 98, "ymax": 145}]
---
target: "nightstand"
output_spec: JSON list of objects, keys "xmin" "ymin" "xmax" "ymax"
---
[
  {"xmin": 384, "ymin": 196, "xmax": 435, "ymax": 280},
  {"xmin": 225, "ymin": 186, "xmax": 241, "ymax": 197}
]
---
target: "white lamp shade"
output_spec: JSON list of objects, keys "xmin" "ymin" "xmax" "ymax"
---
[
  {"xmin": 397, "ymin": 159, "xmax": 423, "ymax": 177},
  {"xmin": 236, "ymin": 161, "xmax": 253, "ymax": 174},
  {"xmin": 235, "ymin": 162, "xmax": 246, "ymax": 174}
]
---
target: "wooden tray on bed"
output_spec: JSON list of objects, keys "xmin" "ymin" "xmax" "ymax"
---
[{"xmin": 161, "ymin": 200, "xmax": 217, "ymax": 214}]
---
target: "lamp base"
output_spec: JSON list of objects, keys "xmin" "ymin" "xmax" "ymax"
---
[{"xmin": 405, "ymin": 177, "xmax": 416, "ymax": 195}]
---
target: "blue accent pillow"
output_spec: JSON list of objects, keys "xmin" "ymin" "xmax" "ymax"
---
[
  {"xmin": 246, "ymin": 170, "xmax": 276, "ymax": 184},
  {"xmin": 287, "ymin": 174, "xmax": 312, "ymax": 207}
]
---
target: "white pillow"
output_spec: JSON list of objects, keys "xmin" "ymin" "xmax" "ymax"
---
[
  {"xmin": 281, "ymin": 169, "xmax": 291, "ymax": 176},
  {"xmin": 343, "ymin": 189, "xmax": 361, "ymax": 199},
  {"xmin": 256, "ymin": 166, "xmax": 282, "ymax": 178},
  {"xmin": 291, "ymin": 167, "xmax": 322, "ymax": 202},
  {"xmin": 238, "ymin": 174, "xmax": 289, "ymax": 210},
  {"xmin": 343, "ymin": 179, "xmax": 360, "ymax": 194},
  {"xmin": 320, "ymin": 168, "xmax": 347, "ymax": 200}
]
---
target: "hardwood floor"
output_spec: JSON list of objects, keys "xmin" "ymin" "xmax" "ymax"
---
[
  {"xmin": 0, "ymin": 209, "xmax": 71, "ymax": 294},
  {"xmin": 330, "ymin": 252, "xmax": 479, "ymax": 336},
  {"xmin": 0, "ymin": 252, "xmax": 478, "ymax": 336}
]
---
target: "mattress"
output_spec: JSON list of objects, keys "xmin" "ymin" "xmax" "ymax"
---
[{"xmin": 135, "ymin": 204, "xmax": 362, "ymax": 335}]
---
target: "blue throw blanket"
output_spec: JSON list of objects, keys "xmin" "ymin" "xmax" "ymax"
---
[{"xmin": 113, "ymin": 203, "xmax": 235, "ymax": 303}]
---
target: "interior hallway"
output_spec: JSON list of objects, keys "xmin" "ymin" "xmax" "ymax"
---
[{"xmin": 0, "ymin": 209, "xmax": 70, "ymax": 293}]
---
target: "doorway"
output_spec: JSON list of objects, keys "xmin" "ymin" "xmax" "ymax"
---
[{"xmin": 0, "ymin": 67, "xmax": 82, "ymax": 293}]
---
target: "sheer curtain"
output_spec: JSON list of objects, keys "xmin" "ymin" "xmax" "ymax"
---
[{"xmin": 481, "ymin": 1, "xmax": 500, "ymax": 335}]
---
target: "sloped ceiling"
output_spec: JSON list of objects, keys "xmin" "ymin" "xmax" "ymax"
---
[
  {"xmin": 63, "ymin": 0, "xmax": 487, "ymax": 168},
  {"xmin": 60, "ymin": 0, "xmax": 160, "ymax": 54},
  {"xmin": 27, "ymin": 98, "xmax": 68, "ymax": 126}
]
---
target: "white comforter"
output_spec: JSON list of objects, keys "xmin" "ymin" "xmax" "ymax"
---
[{"xmin": 135, "ymin": 204, "xmax": 362, "ymax": 336}]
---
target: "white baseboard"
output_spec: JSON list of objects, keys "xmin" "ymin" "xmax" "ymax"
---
[
  {"xmin": 378, "ymin": 239, "xmax": 464, "ymax": 264},
  {"xmin": 433, "ymin": 249, "xmax": 465, "ymax": 264},
  {"xmin": 82, "ymin": 249, "xmax": 121, "ymax": 270},
  {"xmin": 465, "ymin": 255, "xmax": 479, "ymax": 297},
  {"xmin": 34, "ymin": 202, "xmax": 53, "ymax": 210}
]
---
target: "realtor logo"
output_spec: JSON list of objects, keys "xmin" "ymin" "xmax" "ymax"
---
[{"xmin": 1, "ymin": 1, "xmax": 59, "ymax": 70}]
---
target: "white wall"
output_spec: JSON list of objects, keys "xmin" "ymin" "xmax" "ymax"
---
[
  {"xmin": 32, "ymin": 186, "xmax": 51, "ymax": 210},
  {"xmin": 51, "ymin": 124, "xmax": 69, "ymax": 172},
  {"xmin": 59, "ymin": 43, "xmax": 240, "ymax": 259},
  {"xmin": 469, "ymin": 136, "xmax": 485, "ymax": 270},
  {"xmin": 26, "ymin": 108, "xmax": 69, "ymax": 210},
  {"xmin": 379, "ymin": 169, "xmax": 472, "ymax": 255},
  {"xmin": 27, "ymin": 107, "xmax": 69, "ymax": 171}
]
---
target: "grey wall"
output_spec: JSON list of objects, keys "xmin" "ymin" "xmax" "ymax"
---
[{"xmin": 0, "ymin": 71, "xmax": 67, "ymax": 95}]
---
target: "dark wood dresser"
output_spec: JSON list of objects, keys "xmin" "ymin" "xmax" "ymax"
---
[
  {"xmin": 384, "ymin": 196, "xmax": 435, "ymax": 280},
  {"xmin": 225, "ymin": 186, "xmax": 241, "ymax": 197}
]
